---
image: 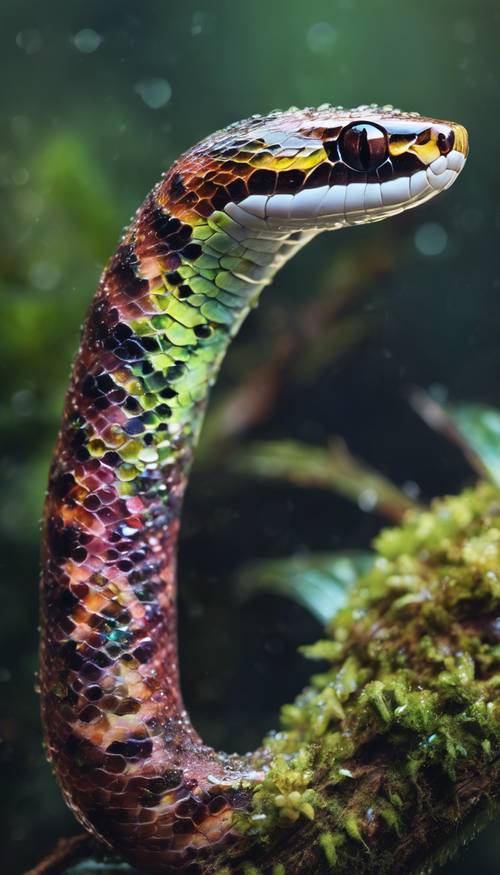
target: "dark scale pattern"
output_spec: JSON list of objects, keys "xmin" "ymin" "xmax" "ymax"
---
[{"xmin": 40, "ymin": 104, "xmax": 467, "ymax": 872}]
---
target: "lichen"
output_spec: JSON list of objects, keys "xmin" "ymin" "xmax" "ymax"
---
[{"xmin": 231, "ymin": 482, "xmax": 500, "ymax": 873}]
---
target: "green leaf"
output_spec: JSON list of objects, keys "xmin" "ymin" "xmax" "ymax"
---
[
  {"xmin": 233, "ymin": 439, "xmax": 419, "ymax": 522},
  {"xmin": 237, "ymin": 551, "xmax": 373, "ymax": 624},
  {"xmin": 411, "ymin": 390, "xmax": 500, "ymax": 487},
  {"xmin": 446, "ymin": 404, "xmax": 500, "ymax": 487}
]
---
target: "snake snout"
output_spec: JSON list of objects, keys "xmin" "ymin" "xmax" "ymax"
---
[
  {"xmin": 435, "ymin": 122, "xmax": 468, "ymax": 159},
  {"xmin": 450, "ymin": 123, "xmax": 469, "ymax": 158},
  {"xmin": 411, "ymin": 121, "xmax": 468, "ymax": 198}
]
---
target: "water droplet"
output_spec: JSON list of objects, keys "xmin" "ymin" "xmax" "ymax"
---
[
  {"xmin": 306, "ymin": 22, "xmax": 337, "ymax": 54},
  {"xmin": 190, "ymin": 11, "xmax": 215, "ymax": 37},
  {"xmin": 414, "ymin": 222, "xmax": 448, "ymax": 256},
  {"xmin": 16, "ymin": 29, "xmax": 42, "ymax": 55},
  {"xmin": 207, "ymin": 774, "xmax": 220, "ymax": 784},
  {"xmin": 358, "ymin": 488, "xmax": 378, "ymax": 512},
  {"xmin": 403, "ymin": 480, "xmax": 421, "ymax": 500},
  {"xmin": 72, "ymin": 28, "xmax": 102, "ymax": 54},
  {"xmin": 134, "ymin": 78, "xmax": 172, "ymax": 110},
  {"xmin": 12, "ymin": 167, "xmax": 29, "ymax": 186},
  {"xmin": 29, "ymin": 261, "xmax": 61, "ymax": 290}
]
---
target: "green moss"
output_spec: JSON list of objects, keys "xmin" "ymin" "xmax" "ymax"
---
[
  {"xmin": 234, "ymin": 483, "xmax": 500, "ymax": 871},
  {"xmin": 344, "ymin": 813, "xmax": 368, "ymax": 848},
  {"xmin": 236, "ymin": 748, "xmax": 317, "ymax": 836},
  {"xmin": 319, "ymin": 830, "xmax": 345, "ymax": 867}
]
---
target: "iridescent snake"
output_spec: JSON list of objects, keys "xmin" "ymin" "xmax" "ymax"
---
[{"xmin": 40, "ymin": 106, "xmax": 468, "ymax": 873}]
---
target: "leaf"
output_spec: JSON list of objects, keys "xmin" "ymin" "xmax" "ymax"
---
[
  {"xmin": 233, "ymin": 439, "xmax": 419, "ymax": 522},
  {"xmin": 237, "ymin": 551, "xmax": 373, "ymax": 624},
  {"xmin": 411, "ymin": 390, "xmax": 500, "ymax": 486},
  {"xmin": 446, "ymin": 403, "xmax": 500, "ymax": 487},
  {"xmin": 35, "ymin": 133, "xmax": 123, "ymax": 260}
]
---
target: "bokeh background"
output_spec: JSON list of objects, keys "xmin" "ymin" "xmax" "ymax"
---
[{"xmin": 1, "ymin": 1, "xmax": 499, "ymax": 871}]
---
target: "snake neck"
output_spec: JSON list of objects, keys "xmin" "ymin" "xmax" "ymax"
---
[{"xmin": 40, "ymin": 179, "xmax": 316, "ymax": 855}]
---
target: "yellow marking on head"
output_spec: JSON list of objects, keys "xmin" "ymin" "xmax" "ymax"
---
[
  {"xmin": 246, "ymin": 148, "xmax": 326, "ymax": 172},
  {"xmin": 388, "ymin": 135, "xmax": 416, "ymax": 157},
  {"xmin": 409, "ymin": 138, "xmax": 441, "ymax": 164}
]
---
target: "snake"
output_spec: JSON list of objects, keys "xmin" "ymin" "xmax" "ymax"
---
[{"xmin": 40, "ymin": 105, "xmax": 468, "ymax": 873}]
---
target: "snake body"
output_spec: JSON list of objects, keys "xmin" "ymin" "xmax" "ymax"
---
[{"xmin": 40, "ymin": 105, "xmax": 468, "ymax": 873}]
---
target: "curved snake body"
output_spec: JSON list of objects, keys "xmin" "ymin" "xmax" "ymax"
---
[{"xmin": 40, "ymin": 105, "xmax": 468, "ymax": 872}]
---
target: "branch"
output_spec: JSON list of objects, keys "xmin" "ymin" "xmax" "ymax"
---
[
  {"xmin": 220, "ymin": 482, "xmax": 500, "ymax": 874},
  {"xmin": 23, "ymin": 834, "xmax": 101, "ymax": 875},
  {"xmin": 233, "ymin": 438, "xmax": 420, "ymax": 522}
]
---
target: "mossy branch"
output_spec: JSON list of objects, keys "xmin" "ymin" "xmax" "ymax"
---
[
  {"xmin": 216, "ymin": 483, "xmax": 500, "ymax": 874},
  {"xmin": 30, "ymin": 483, "xmax": 500, "ymax": 874}
]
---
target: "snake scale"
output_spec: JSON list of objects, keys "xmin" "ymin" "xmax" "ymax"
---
[{"xmin": 40, "ymin": 105, "xmax": 468, "ymax": 873}]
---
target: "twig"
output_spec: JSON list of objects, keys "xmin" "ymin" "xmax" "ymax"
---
[
  {"xmin": 24, "ymin": 833, "xmax": 104, "ymax": 875},
  {"xmin": 233, "ymin": 437, "xmax": 420, "ymax": 523},
  {"xmin": 410, "ymin": 387, "xmax": 489, "ymax": 479}
]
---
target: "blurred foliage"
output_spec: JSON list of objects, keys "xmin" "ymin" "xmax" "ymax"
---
[
  {"xmin": 233, "ymin": 438, "xmax": 419, "ymax": 521},
  {"xmin": 237, "ymin": 550, "xmax": 373, "ymax": 624},
  {"xmin": 234, "ymin": 400, "xmax": 500, "ymax": 626},
  {"xmin": 446, "ymin": 404, "xmax": 500, "ymax": 486},
  {"xmin": 1, "ymin": 0, "xmax": 499, "ymax": 872}
]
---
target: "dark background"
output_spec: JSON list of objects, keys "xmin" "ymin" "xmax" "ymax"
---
[{"xmin": 1, "ymin": 1, "xmax": 499, "ymax": 871}]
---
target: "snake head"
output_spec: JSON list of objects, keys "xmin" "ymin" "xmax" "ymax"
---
[{"xmin": 170, "ymin": 104, "xmax": 468, "ymax": 232}]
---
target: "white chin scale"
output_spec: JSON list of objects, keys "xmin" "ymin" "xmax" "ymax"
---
[{"xmin": 224, "ymin": 149, "xmax": 466, "ymax": 233}]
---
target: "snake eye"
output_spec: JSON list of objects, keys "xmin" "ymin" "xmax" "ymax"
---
[{"xmin": 338, "ymin": 122, "xmax": 388, "ymax": 171}]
